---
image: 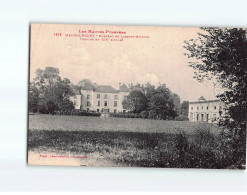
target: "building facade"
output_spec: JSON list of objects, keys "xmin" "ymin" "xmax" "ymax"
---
[
  {"xmin": 188, "ymin": 96, "xmax": 226, "ymax": 123},
  {"xmin": 70, "ymin": 84, "xmax": 130, "ymax": 113}
]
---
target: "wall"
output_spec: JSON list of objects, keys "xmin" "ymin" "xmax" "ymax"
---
[{"xmin": 188, "ymin": 100, "xmax": 226, "ymax": 123}]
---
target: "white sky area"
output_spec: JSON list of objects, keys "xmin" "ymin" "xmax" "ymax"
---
[{"xmin": 30, "ymin": 24, "xmax": 219, "ymax": 101}]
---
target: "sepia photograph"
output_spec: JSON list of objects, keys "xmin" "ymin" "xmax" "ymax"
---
[{"xmin": 28, "ymin": 24, "xmax": 246, "ymax": 169}]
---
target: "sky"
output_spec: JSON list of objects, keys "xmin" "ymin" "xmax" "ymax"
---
[{"xmin": 30, "ymin": 24, "xmax": 219, "ymax": 102}]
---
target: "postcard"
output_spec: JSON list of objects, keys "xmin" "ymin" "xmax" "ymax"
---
[{"xmin": 28, "ymin": 24, "xmax": 246, "ymax": 168}]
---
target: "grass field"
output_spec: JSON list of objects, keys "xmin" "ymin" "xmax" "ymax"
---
[
  {"xmin": 28, "ymin": 114, "xmax": 219, "ymax": 134},
  {"xmin": 28, "ymin": 114, "xmax": 245, "ymax": 169}
]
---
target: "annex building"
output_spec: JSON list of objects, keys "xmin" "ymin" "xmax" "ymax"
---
[
  {"xmin": 188, "ymin": 96, "xmax": 226, "ymax": 123},
  {"xmin": 70, "ymin": 84, "xmax": 130, "ymax": 113}
]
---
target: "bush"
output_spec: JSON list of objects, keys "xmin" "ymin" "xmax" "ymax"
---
[
  {"xmin": 140, "ymin": 111, "xmax": 148, "ymax": 119},
  {"xmin": 172, "ymin": 127, "xmax": 245, "ymax": 169},
  {"xmin": 175, "ymin": 115, "xmax": 189, "ymax": 121}
]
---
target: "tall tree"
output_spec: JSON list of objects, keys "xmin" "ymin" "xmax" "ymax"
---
[
  {"xmin": 184, "ymin": 27, "xmax": 247, "ymax": 142},
  {"xmin": 180, "ymin": 101, "xmax": 189, "ymax": 116},
  {"xmin": 122, "ymin": 90, "xmax": 148, "ymax": 113},
  {"xmin": 29, "ymin": 82, "xmax": 39, "ymax": 113},
  {"xmin": 32, "ymin": 66, "xmax": 74, "ymax": 114},
  {"xmin": 149, "ymin": 93, "xmax": 177, "ymax": 120},
  {"xmin": 171, "ymin": 93, "xmax": 181, "ymax": 114},
  {"xmin": 149, "ymin": 84, "xmax": 177, "ymax": 119},
  {"xmin": 78, "ymin": 79, "xmax": 97, "ymax": 90}
]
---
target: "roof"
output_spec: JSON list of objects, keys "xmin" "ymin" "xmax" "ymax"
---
[
  {"xmin": 189, "ymin": 99, "xmax": 220, "ymax": 104},
  {"xmin": 198, "ymin": 96, "xmax": 206, "ymax": 101},
  {"xmin": 95, "ymin": 85, "xmax": 119, "ymax": 93},
  {"xmin": 72, "ymin": 89, "xmax": 81, "ymax": 95},
  {"xmin": 81, "ymin": 83, "xmax": 94, "ymax": 90},
  {"xmin": 119, "ymin": 84, "xmax": 130, "ymax": 92}
]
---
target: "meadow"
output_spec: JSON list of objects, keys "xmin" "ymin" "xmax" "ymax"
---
[
  {"xmin": 28, "ymin": 114, "xmax": 219, "ymax": 133},
  {"xmin": 28, "ymin": 114, "xmax": 245, "ymax": 169}
]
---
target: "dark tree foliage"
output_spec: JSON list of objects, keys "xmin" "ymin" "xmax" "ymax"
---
[
  {"xmin": 122, "ymin": 90, "xmax": 148, "ymax": 113},
  {"xmin": 123, "ymin": 83, "xmax": 178, "ymax": 119},
  {"xmin": 77, "ymin": 79, "xmax": 97, "ymax": 90},
  {"xmin": 149, "ymin": 93, "xmax": 176, "ymax": 120},
  {"xmin": 184, "ymin": 28, "xmax": 247, "ymax": 167},
  {"xmin": 180, "ymin": 101, "xmax": 189, "ymax": 116},
  {"xmin": 29, "ymin": 82, "xmax": 39, "ymax": 113},
  {"xmin": 30, "ymin": 66, "xmax": 74, "ymax": 114},
  {"xmin": 184, "ymin": 28, "xmax": 246, "ymax": 130}
]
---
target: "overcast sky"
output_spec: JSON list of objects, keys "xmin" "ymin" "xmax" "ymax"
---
[{"xmin": 30, "ymin": 24, "xmax": 219, "ymax": 101}]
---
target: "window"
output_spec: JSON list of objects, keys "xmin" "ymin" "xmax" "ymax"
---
[
  {"xmin": 97, "ymin": 94, "xmax": 100, "ymax": 99},
  {"xmin": 202, "ymin": 106, "xmax": 203, "ymax": 110},
  {"xmin": 87, "ymin": 94, "xmax": 90, "ymax": 99},
  {"xmin": 214, "ymin": 106, "xmax": 217, "ymax": 110},
  {"xmin": 104, "ymin": 94, "xmax": 107, "ymax": 99},
  {"xmin": 86, "ymin": 101, "xmax": 90, "ymax": 107},
  {"xmin": 114, "ymin": 109, "xmax": 117, "ymax": 113},
  {"xmin": 197, "ymin": 107, "xmax": 199, "ymax": 110},
  {"xmin": 104, "ymin": 101, "xmax": 107, "ymax": 106},
  {"xmin": 207, "ymin": 106, "xmax": 209, "ymax": 110},
  {"xmin": 97, "ymin": 101, "xmax": 100, "ymax": 106},
  {"xmin": 114, "ymin": 95, "xmax": 118, "ymax": 100},
  {"xmin": 114, "ymin": 101, "xmax": 118, "ymax": 107},
  {"xmin": 190, "ymin": 112, "xmax": 193, "ymax": 119},
  {"xmin": 191, "ymin": 107, "xmax": 193, "ymax": 110}
]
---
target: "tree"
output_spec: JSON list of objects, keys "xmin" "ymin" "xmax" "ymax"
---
[
  {"xmin": 78, "ymin": 79, "xmax": 97, "ymax": 90},
  {"xmin": 122, "ymin": 90, "xmax": 148, "ymax": 113},
  {"xmin": 149, "ymin": 93, "xmax": 177, "ymax": 120},
  {"xmin": 123, "ymin": 83, "xmax": 179, "ymax": 119},
  {"xmin": 29, "ymin": 82, "xmax": 39, "ymax": 113},
  {"xmin": 180, "ymin": 101, "xmax": 189, "ymax": 116},
  {"xmin": 31, "ymin": 66, "xmax": 74, "ymax": 114},
  {"xmin": 149, "ymin": 84, "xmax": 177, "ymax": 119},
  {"xmin": 171, "ymin": 93, "xmax": 181, "ymax": 114},
  {"xmin": 184, "ymin": 28, "xmax": 247, "ymax": 166},
  {"xmin": 184, "ymin": 28, "xmax": 246, "ymax": 134}
]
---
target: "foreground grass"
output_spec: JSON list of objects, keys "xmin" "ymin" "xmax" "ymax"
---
[
  {"xmin": 29, "ymin": 114, "xmax": 220, "ymax": 134},
  {"xmin": 28, "ymin": 128, "xmax": 245, "ymax": 169}
]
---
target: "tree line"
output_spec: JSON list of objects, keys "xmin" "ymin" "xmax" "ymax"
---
[
  {"xmin": 184, "ymin": 27, "xmax": 247, "ymax": 166},
  {"xmin": 29, "ymin": 67, "xmax": 74, "ymax": 114},
  {"xmin": 122, "ymin": 83, "xmax": 188, "ymax": 120},
  {"xmin": 29, "ymin": 67, "xmax": 189, "ymax": 119}
]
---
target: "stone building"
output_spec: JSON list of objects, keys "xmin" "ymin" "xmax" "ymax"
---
[
  {"xmin": 188, "ymin": 96, "xmax": 226, "ymax": 123},
  {"xmin": 70, "ymin": 84, "xmax": 130, "ymax": 113}
]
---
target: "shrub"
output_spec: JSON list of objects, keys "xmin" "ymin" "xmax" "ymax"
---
[
  {"xmin": 175, "ymin": 115, "xmax": 189, "ymax": 121},
  {"xmin": 140, "ymin": 111, "xmax": 148, "ymax": 119}
]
